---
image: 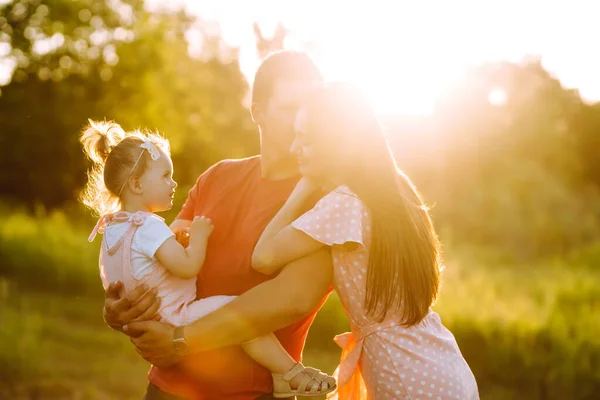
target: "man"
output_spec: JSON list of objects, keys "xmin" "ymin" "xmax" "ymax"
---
[{"xmin": 102, "ymin": 50, "xmax": 333, "ymax": 399}]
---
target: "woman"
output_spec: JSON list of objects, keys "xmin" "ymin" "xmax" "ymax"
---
[{"xmin": 252, "ymin": 82, "xmax": 479, "ymax": 399}]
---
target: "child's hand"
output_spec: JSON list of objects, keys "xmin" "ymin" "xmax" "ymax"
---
[
  {"xmin": 172, "ymin": 227, "xmax": 190, "ymax": 248},
  {"xmin": 190, "ymin": 216, "xmax": 214, "ymax": 241}
]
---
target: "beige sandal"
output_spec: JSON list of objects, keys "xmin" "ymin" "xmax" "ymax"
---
[{"xmin": 272, "ymin": 362, "xmax": 337, "ymax": 398}]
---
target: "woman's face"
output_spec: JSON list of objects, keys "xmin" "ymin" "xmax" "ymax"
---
[{"xmin": 291, "ymin": 107, "xmax": 333, "ymax": 181}]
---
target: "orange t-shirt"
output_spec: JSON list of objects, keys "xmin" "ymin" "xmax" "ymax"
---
[{"xmin": 148, "ymin": 156, "xmax": 330, "ymax": 399}]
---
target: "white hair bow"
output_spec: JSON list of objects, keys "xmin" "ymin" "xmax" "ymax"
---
[
  {"xmin": 117, "ymin": 138, "xmax": 161, "ymax": 196},
  {"xmin": 140, "ymin": 138, "xmax": 160, "ymax": 161}
]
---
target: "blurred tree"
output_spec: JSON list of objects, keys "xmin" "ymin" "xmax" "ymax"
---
[
  {"xmin": 571, "ymin": 102, "xmax": 600, "ymax": 188},
  {"xmin": 1, "ymin": 1, "xmax": 599, "ymax": 259},
  {"xmin": 0, "ymin": 0, "xmax": 256, "ymax": 209},
  {"xmin": 425, "ymin": 58, "xmax": 600, "ymax": 257},
  {"xmin": 96, "ymin": 10, "xmax": 257, "ymax": 186}
]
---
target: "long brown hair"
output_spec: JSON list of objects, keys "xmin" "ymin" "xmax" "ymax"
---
[{"xmin": 303, "ymin": 83, "xmax": 441, "ymax": 326}]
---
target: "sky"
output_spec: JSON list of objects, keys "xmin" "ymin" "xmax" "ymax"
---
[
  {"xmin": 148, "ymin": 0, "xmax": 599, "ymax": 115},
  {"xmin": 2, "ymin": 0, "xmax": 598, "ymax": 115}
]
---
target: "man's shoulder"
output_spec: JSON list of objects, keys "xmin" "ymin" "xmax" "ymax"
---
[
  {"xmin": 205, "ymin": 155, "xmax": 260, "ymax": 180},
  {"xmin": 213, "ymin": 155, "xmax": 260, "ymax": 171}
]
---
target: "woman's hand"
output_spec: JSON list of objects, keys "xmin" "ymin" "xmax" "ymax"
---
[
  {"xmin": 288, "ymin": 177, "xmax": 324, "ymax": 210},
  {"xmin": 125, "ymin": 320, "xmax": 182, "ymax": 367},
  {"xmin": 293, "ymin": 176, "xmax": 320, "ymax": 196}
]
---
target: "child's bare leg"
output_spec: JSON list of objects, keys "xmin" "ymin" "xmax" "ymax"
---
[
  {"xmin": 242, "ymin": 333, "xmax": 335, "ymax": 395},
  {"xmin": 242, "ymin": 332, "xmax": 296, "ymax": 373}
]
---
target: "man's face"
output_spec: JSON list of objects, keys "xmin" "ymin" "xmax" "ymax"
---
[
  {"xmin": 255, "ymin": 78, "xmax": 322, "ymax": 155},
  {"xmin": 291, "ymin": 107, "xmax": 328, "ymax": 180}
]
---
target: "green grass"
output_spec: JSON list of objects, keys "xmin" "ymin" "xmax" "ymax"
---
[
  {"xmin": 432, "ymin": 254, "xmax": 600, "ymax": 399},
  {"xmin": 1, "ymin": 207, "xmax": 600, "ymax": 399},
  {"xmin": 0, "ymin": 278, "xmax": 149, "ymax": 399},
  {"xmin": 0, "ymin": 280, "xmax": 345, "ymax": 400}
]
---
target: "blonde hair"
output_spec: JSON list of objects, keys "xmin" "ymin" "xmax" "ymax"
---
[{"xmin": 79, "ymin": 119, "xmax": 170, "ymax": 216}]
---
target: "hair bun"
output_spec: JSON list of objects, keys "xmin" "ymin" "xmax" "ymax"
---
[{"xmin": 80, "ymin": 119, "xmax": 126, "ymax": 164}]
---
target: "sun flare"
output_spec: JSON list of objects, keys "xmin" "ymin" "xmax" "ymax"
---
[{"xmin": 144, "ymin": 0, "xmax": 600, "ymax": 116}]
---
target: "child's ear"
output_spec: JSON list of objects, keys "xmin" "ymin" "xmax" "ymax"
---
[{"xmin": 128, "ymin": 176, "xmax": 143, "ymax": 194}]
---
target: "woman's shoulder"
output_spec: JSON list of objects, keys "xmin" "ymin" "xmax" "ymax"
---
[
  {"xmin": 332, "ymin": 185, "xmax": 358, "ymax": 197},
  {"xmin": 321, "ymin": 186, "xmax": 364, "ymax": 210}
]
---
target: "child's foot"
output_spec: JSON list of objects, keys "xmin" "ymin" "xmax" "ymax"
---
[{"xmin": 272, "ymin": 362, "xmax": 336, "ymax": 398}]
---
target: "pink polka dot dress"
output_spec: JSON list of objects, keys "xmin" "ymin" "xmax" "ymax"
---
[{"xmin": 292, "ymin": 187, "xmax": 479, "ymax": 400}]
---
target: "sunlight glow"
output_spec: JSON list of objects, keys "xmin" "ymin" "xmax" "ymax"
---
[
  {"xmin": 2, "ymin": 0, "xmax": 597, "ymax": 114},
  {"xmin": 488, "ymin": 89, "xmax": 507, "ymax": 107},
  {"xmin": 149, "ymin": 0, "xmax": 600, "ymax": 116},
  {"xmin": 0, "ymin": 57, "xmax": 15, "ymax": 86},
  {"xmin": 32, "ymin": 33, "xmax": 65, "ymax": 56}
]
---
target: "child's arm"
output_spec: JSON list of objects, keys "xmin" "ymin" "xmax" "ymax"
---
[
  {"xmin": 170, "ymin": 218, "xmax": 192, "ymax": 231},
  {"xmin": 252, "ymin": 178, "xmax": 326, "ymax": 275},
  {"xmin": 155, "ymin": 216, "xmax": 213, "ymax": 279}
]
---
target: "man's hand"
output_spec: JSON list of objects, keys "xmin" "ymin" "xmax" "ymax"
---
[
  {"xmin": 103, "ymin": 281, "xmax": 162, "ymax": 333},
  {"xmin": 125, "ymin": 320, "xmax": 181, "ymax": 367}
]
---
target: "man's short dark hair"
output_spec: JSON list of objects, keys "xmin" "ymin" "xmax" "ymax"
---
[{"xmin": 251, "ymin": 50, "xmax": 324, "ymax": 105}]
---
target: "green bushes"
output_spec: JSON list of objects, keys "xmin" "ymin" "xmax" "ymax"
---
[
  {"xmin": 1, "ymin": 208, "xmax": 599, "ymax": 399},
  {"xmin": 0, "ymin": 206, "xmax": 101, "ymax": 296}
]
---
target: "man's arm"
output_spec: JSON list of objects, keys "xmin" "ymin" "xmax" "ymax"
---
[
  {"xmin": 186, "ymin": 247, "xmax": 332, "ymax": 351},
  {"xmin": 126, "ymin": 248, "xmax": 332, "ymax": 363}
]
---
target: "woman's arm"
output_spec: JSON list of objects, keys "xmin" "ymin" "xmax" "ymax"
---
[
  {"xmin": 155, "ymin": 216, "xmax": 213, "ymax": 279},
  {"xmin": 252, "ymin": 178, "xmax": 325, "ymax": 274}
]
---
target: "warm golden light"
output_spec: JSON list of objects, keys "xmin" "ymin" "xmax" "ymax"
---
[
  {"xmin": 145, "ymin": 0, "xmax": 600, "ymax": 116},
  {"xmin": 488, "ymin": 89, "xmax": 507, "ymax": 106}
]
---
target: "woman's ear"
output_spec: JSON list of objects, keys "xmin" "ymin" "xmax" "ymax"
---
[{"xmin": 128, "ymin": 176, "xmax": 143, "ymax": 194}]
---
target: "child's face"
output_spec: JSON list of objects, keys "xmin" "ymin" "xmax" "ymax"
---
[{"xmin": 139, "ymin": 150, "xmax": 177, "ymax": 212}]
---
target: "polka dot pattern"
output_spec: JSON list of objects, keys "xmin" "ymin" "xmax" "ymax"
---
[{"xmin": 294, "ymin": 187, "xmax": 480, "ymax": 400}]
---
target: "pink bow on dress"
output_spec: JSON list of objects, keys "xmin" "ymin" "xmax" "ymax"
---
[
  {"xmin": 328, "ymin": 319, "xmax": 400, "ymax": 400},
  {"xmin": 88, "ymin": 211, "xmax": 147, "ymax": 242}
]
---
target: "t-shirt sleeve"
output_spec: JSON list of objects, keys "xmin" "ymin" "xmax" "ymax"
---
[
  {"xmin": 292, "ymin": 189, "xmax": 365, "ymax": 248},
  {"xmin": 176, "ymin": 163, "xmax": 218, "ymax": 221},
  {"xmin": 135, "ymin": 216, "xmax": 176, "ymax": 258}
]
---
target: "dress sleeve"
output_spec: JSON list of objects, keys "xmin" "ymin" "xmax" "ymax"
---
[{"xmin": 292, "ymin": 188, "xmax": 365, "ymax": 248}]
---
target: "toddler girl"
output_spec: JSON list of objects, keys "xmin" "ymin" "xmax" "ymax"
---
[{"xmin": 82, "ymin": 119, "xmax": 335, "ymax": 398}]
